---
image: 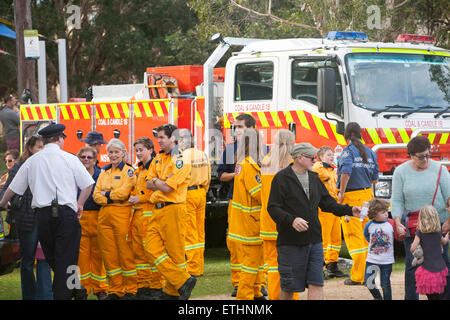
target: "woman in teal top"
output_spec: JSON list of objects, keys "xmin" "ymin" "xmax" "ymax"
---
[{"xmin": 391, "ymin": 135, "xmax": 450, "ymax": 300}]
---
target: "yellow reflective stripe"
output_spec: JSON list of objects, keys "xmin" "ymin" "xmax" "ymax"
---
[
  {"xmin": 258, "ymin": 112, "xmax": 270, "ymax": 128},
  {"xmin": 439, "ymin": 133, "xmax": 449, "ymax": 144},
  {"xmin": 349, "ymin": 247, "xmax": 368, "ymax": 256},
  {"xmin": 249, "ymin": 184, "xmax": 262, "ymax": 195},
  {"xmin": 296, "ymin": 110, "xmax": 310, "ymax": 129},
  {"xmin": 153, "ymin": 101, "xmax": 164, "ymax": 117},
  {"xmin": 39, "ymin": 106, "xmax": 49, "ymax": 119},
  {"xmin": 312, "ymin": 114, "xmax": 329, "ymax": 138},
  {"xmin": 230, "ymin": 263, "xmax": 242, "ymax": 270},
  {"xmin": 397, "ymin": 128, "xmax": 410, "ymax": 143},
  {"xmin": 122, "ymin": 269, "xmax": 137, "ymax": 276},
  {"xmin": 70, "ymin": 105, "xmax": 80, "ymax": 120},
  {"xmin": 80, "ymin": 104, "xmax": 90, "ymax": 119},
  {"xmin": 241, "ymin": 265, "xmax": 258, "ymax": 274},
  {"xmin": 260, "ymin": 231, "xmax": 278, "ymax": 238},
  {"xmin": 268, "ymin": 266, "xmax": 278, "ymax": 273},
  {"xmin": 91, "ymin": 273, "xmax": 107, "ymax": 282},
  {"xmin": 60, "ymin": 105, "xmax": 70, "ymax": 120},
  {"xmin": 177, "ymin": 262, "xmax": 186, "ymax": 269},
  {"xmin": 29, "ymin": 107, "xmax": 39, "ymax": 120},
  {"xmin": 428, "ymin": 133, "xmax": 436, "ymax": 144},
  {"xmin": 111, "ymin": 103, "xmax": 121, "ymax": 118},
  {"xmin": 231, "ymin": 201, "xmax": 261, "ymax": 213},
  {"xmin": 79, "ymin": 272, "xmax": 91, "ymax": 280},
  {"xmin": 122, "ymin": 103, "xmax": 129, "ymax": 118},
  {"xmin": 284, "ymin": 110, "xmax": 294, "ymax": 124},
  {"xmin": 366, "ymin": 128, "xmax": 382, "ymax": 144},
  {"xmin": 134, "ymin": 103, "xmax": 142, "ymax": 118},
  {"xmin": 106, "ymin": 268, "xmax": 122, "ymax": 276},
  {"xmin": 100, "ymin": 104, "xmax": 110, "ymax": 118},
  {"xmin": 351, "ymin": 48, "xmax": 450, "ymax": 56},
  {"xmin": 154, "ymin": 254, "xmax": 169, "ymax": 266},
  {"xmin": 142, "ymin": 102, "xmax": 153, "ymax": 117},
  {"xmin": 382, "ymin": 128, "xmax": 397, "ymax": 144},
  {"xmin": 142, "ymin": 211, "xmax": 153, "ymax": 217},
  {"xmin": 270, "ymin": 111, "xmax": 282, "ymax": 127},
  {"xmin": 136, "ymin": 264, "xmax": 152, "ymax": 270},
  {"xmin": 21, "ymin": 108, "xmax": 30, "ymax": 121},
  {"xmin": 224, "ymin": 113, "xmax": 231, "ymax": 129},
  {"xmin": 185, "ymin": 243, "xmax": 205, "ymax": 251},
  {"xmin": 49, "ymin": 106, "xmax": 56, "ymax": 119},
  {"xmin": 330, "ymin": 122, "xmax": 347, "ymax": 145},
  {"xmin": 228, "ymin": 232, "xmax": 262, "ymax": 244}
]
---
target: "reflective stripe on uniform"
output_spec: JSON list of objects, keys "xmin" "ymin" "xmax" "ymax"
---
[
  {"xmin": 80, "ymin": 272, "xmax": 91, "ymax": 281},
  {"xmin": 122, "ymin": 269, "xmax": 137, "ymax": 277},
  {"xmin": 231, "ymin": 201, "xmax": 261, "ymax": 213},
  {"xmin": 142, "ymin": 211, "xmax": 153, "ymax": 217},
  {"xmin": 106, "ymin": 268, "xmax": 122, "ymax": 277},
  {"xmin": 241, "ymin": 265, "xmax": 258, "ymax": 274},
  {"xmin": 91, "ymin": 273, "xmax": 107, "ymax": 282},
  {"xmin": 136, "ymin": 264, "xmax": 152, "ymax": 270},
  {"xmin": 249, "ymin": 184, "xmax": 262, "ymax": 196},
  {"xmin": 228, "ymin": 232, "xmax": 262, "ymax": 244},
  {"xmin": 185, "ymin": 243, "xmax": 205, "ymax": 251},
  {"xmin": 348, "ymin": 247, "xmax": 368, "ymax": 256},
  {"xmin": 154, "ymin": 254, "xmax": 169, "ymax": 266}
]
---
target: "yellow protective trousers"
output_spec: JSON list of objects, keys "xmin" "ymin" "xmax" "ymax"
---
[
  {"xmin": 131, "ymin": 207, "xmax": 164, "ymax": 289},
  {"xmin": 263, "ymin": 240, "xmax": 300, "ymax": 300},
  {"xmin": 184, "ymin": 188, "xmax": 207, "ymax": 276},
  {"xmin": 144, "ymin": 203, "xmax": 190, "ymax": 297},
  {"xmin": 78, "ymin": 210, "xmax": 108, "ymax": 295},
  {"xmin": 236, "ymin": 243, "xmax": 265, "ymax": 300},
  {"xmin": 318, "ymin": 210, "xmax": 342, "ymax": 264},
  {"xmin": 341, "ymin": 188, "xmax": 373, "ymax": 283},
  {"xmin": 226, "ymin": 203, "xmax": 241, "ymax": 287},
  {"xmin": 97, "ymin": 205, "xmax": 137, "ymax": 296}
]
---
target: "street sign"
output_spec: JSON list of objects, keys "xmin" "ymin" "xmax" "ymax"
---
[{"xmin": 24, "ymin": 29, "xmax": 39, "ymax": 60}]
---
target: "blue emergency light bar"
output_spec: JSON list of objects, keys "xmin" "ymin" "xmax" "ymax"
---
[{"xmin": 326, "ymin": 31, "xmax": 368, "ymax": 41}]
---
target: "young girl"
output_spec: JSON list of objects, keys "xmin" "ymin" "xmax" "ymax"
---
[{"xmin": 410, "ymin": 205, "xmax": 449, "ymax": 300}]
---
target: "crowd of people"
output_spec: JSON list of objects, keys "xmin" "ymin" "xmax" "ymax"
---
[{"xmin": 0, "ymin": 106, "xmax": 449, "ymax": 301}]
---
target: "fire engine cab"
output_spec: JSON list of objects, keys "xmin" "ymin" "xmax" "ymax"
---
[{"xmin": 19, "ymin": 31, "xmax": 450, "ymax": 239}]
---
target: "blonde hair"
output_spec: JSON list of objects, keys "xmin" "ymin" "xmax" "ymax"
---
[
  {"xmin": 261, "ymin": 129, "xmax": 294, "ymax": 174},
  {"xmin": 236, "ymin": 128, "xmax": 264, "ymax": 164},
  {"xmin": 418, "ymin": 205, "xmax": 441, "ymax": 233}
]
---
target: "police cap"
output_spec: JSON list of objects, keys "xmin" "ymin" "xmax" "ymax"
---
[{"xmin": 38, "ymin": 123, "xmax": 67, "ymax": 139}]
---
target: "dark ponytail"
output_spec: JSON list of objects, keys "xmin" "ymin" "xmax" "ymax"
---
[{"xmin": 344, "ymin": 122, "xmax": 368, "ymax": 163}]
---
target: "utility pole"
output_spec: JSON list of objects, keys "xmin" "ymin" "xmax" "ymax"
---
[{"xmin": 14, "ymin": 0, "xmax": 36, "ymax": 103}]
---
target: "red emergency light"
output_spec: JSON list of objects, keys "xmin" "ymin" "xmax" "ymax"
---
[{"xmin": 395, "ymin": 34, "xmax": 435, "ymax": 44}]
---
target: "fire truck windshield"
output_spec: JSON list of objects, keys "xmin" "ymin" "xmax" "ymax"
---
[{"xmin": 345, "ymin": 53, "xmax": 449, "ymax": 114}]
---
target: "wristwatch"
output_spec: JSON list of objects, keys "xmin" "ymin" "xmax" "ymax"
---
[{"xmin": 152, "ymin": 177, "xmax": 158, "ymax": 184}]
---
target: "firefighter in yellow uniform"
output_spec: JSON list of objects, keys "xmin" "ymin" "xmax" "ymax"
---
[
  {"xmin": 128, "ymin": 137, "xmax": 165, "ymax": 299},
  {"xmin": 229, "ymin": 128, "xmax": 265, "ymax": 300},
  {"xmin": 312, "ymin": 146, "xmax": 348, "ymax": 278},
  {"xmin": 337, "ymin": 123, "xmax": 378, "ymax": 286},
  {"xmin": 144, "ymin": 124, "xmax": 197, "ymax": 300},
  {"xmin": 178, "ymin": 129, "xmax": 211, "ymax": 277},
  {"xmin": 260, "ymin": 129, "xmax": 299, "ymax": 300},
  {"xmin": 93, "ymin": 139, "xmax": 137, "ymax": 300}
]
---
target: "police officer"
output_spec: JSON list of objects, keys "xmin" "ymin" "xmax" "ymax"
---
[
  {"xmin": 145, "ymin": 124, "xmax": 196, "ymax": 300},
  {"xmin": 337, "ymin": 122, "xmax": 379, "ymax": 286},
  {"xmin": 0, "ymin": 123, "xmax": 95, "ymax": 300}
]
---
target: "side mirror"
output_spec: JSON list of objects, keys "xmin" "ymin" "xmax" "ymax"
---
[{"xmin": 317, "ymin": 68, "xmax": 336, "ymax": 113}]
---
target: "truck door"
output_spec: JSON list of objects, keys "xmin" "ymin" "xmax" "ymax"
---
[{"xmin": 223, "ymin": 57, "xmax": 279, "ymax": 146}]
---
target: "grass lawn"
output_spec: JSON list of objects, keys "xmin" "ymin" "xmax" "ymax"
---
[{"xmin": 0, "ymin": 245, "xmax": 412, "ymax": 300}]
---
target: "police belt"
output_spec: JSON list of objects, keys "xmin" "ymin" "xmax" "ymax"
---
[
  {"xmin": 154, "ymin": 202, "xmax": 175, "ymax": 209},
  {"xmin": 345, "ymin": 187, "xmax": 372, "ymax": 192},
  {"xmin": 187, "ymin": 185, "xmax": 204, "ymax": 191},
  {"xmin": 34, "ymin": 205, "xmax": 73, "ymax": 213}
]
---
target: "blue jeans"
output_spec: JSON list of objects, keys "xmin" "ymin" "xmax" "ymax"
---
[
  {"xmin": 18, "ymin": 225, "xmax": 53, "ymax": 300},
  {"xmin": 404, "ymin": 236, "xmax": 450, "ymax": 300},
  {"xmin": 364, "ymin": 262, "xmax": 392, "ymax": 300}
]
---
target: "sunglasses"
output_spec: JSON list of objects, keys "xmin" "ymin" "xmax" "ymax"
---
[
  {"xmin": 414, "ymin": 153, "xmax": 431, "ymax": 160},
  {"xmin": 302, "ymin": 154, "xmax": 315, "ymax": 161},
  {"xmin": 5, "ymin": 159, "xmax": 13, "ymax": 163},
  {"xmin": 79, "ymin": 155, "xmax": 94, "ymax": 160}
]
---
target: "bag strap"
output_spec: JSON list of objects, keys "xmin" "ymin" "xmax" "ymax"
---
[{"xmin": 431, "ymin": 165, "xmax": 443, "ymax": 206}]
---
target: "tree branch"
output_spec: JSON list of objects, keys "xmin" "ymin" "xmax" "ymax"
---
[
  {"xmin": 394, "ymin": 0, "xmax": 410, "ymax": 8},
  {"xmin": 229, "ymin": 0, "xmax": 317, "ymax": 30}
]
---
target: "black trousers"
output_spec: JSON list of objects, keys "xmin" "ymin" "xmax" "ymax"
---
[{"xmin": 36, "ymin": 206, "xmax": 81, "ymax": 300}]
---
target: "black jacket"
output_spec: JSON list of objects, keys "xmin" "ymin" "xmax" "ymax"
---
[
  {"xmin": 268, "ymin": 164, "xmax": 353, "ymax": 247},
  {"xmin": 0, "ymin": 161, "xmax": 35, "ymax": 233}
]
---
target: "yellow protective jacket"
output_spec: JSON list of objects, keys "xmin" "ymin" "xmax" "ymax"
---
[
  {"xmin": 228, "ymin": 156, "xmax": 262, "ymax": 246},
  {"xmin": 183, "ymin": 147, "xmax": 211, "ymax": 190},
  {"xmin": 93, "ymin": 161, "xmax": 136, "ymax": 206},
  {"xmin": 312, "ymin": 161, "xmax": 338, "ymax": 200},
  {"xmin": 131, "ymin": 159, "xmax": 154, "ymax": 212},
  {"xmin": 146, "ymin": 146, "xmax": 190, "ymax": 204}
]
